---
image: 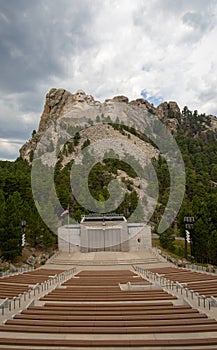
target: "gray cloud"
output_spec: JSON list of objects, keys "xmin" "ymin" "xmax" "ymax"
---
[
  {"xmin": 153, "ymin": 0, "xmax": 216, "ymax": 15},
  {"xmin": 181, "ymin": 10, "xmax": 215, "ymax": 44},
  {"xmin": 182, "ymin": 11, "xmax": 214, "ymax": 31},
  {"xmin": 0, "ymin": 0, "xmax": 98, "ymax": 159},
  {"xmin": 0, "ymin": 0, "xmax": 95, "ymax": 93}
]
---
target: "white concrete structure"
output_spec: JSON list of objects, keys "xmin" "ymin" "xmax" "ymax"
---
[{"xmin": 58, "ymin": 215, "xmax": 152, "ymax": 253}]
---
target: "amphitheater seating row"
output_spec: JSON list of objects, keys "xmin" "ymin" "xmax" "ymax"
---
[
  {"xmin": 147, "ymin": 266, "xmax": 217, "ymax": 297},
  {"xmin": 186, "ymin": 280, "xmax": 217, "ymax": 297},
  {"xmin": 1, "ymin": 269, "xmax": 217, "ymax": 349},
  {"xmin": 40, "ymin": 270, "xmax": 175, "ymax": 302},
  {"xmin": 0, "ymin": 268, "xmax": 65, "ymax": 299},
  {"xmin": 1, "ymin": 338, "xmax": 217, "ymax": 348}
]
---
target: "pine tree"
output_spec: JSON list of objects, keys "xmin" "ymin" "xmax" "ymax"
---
[{"xmin": 1, "ymin": 192, "xmax": 23, "ymax": 259}]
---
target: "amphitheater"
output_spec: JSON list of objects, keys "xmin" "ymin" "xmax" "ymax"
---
[{"xmin": 1, "ymin": 247, "xmax": 217, "ymax": 349}]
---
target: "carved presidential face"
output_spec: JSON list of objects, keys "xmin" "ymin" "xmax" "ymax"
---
[
  {"xmin": 75, "ymin": 90, "xmax": 86, "ymax": 102},
  {"xmin": 105, "ymin": 100, "xmax": 113, "ymax": 107},
  {"xmin": 104, "ymin": 100, "xmax": 114, "ymax": 111},
  {"xmin": 94, "ymin": 101, "xmax": 101, "ymax": 107},
  {"xmin": 86, "ymin": 95, "xmax": 94, "ymax": 104}
]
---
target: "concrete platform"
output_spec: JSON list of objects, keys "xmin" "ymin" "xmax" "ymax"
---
[{"xmin": 46, "ymin": 248, "xmax": 170, "ymax": 270}]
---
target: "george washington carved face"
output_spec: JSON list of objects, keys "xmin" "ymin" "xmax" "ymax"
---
[{"xmin": 75, "ymin": 90, "xmax": 86, "ymax": 102}]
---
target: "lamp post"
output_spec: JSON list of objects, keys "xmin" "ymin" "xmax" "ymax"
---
[
  {"xmin": 68, "ymin": 228, "xmax": 70, "ymax": 254},
  {"xmin": 21, "ymin": 220, "xmax": 26, "ymax": 247},
  {"xmin": 21, "ymin": 220, "xmax": 26, "ymax": 233},
  {"xmin": 102, "ymin": 222, "xmax": 106, "ymax": 252},
  {"xmin": 184, "ymin": 217, "xmax": 194, "ymax": 259}
]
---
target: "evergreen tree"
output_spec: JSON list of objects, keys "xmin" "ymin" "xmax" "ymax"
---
[{"xmin": 1, "ymin": 192, "xmax": 23, "ymax": 259}]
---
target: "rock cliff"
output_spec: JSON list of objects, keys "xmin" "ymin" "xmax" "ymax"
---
[{"xmin": 19, "ymin": 88, "xmax": 216, "ymax": 163}]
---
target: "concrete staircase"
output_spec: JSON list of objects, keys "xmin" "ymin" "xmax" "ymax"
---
[{"xmin": 47, "ymin": 249, "xmax": 162, "ymax": 267}]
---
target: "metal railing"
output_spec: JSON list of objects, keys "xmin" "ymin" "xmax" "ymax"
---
[
  {"xmin": 0, "ymin": 267, "xmax": 76, "ymax": 316},
  {"xmin": 134, "ymin": 265, "xmax": 215, "ymax": 311},
  {"xmin": 0, "ymin": 265, "xmax": 34, "ymax": 278},
  {"xmin": 185, "ymin": 263, "xmax": 207, "ymax": 272}
]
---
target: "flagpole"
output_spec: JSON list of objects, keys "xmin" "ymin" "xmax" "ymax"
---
[
  {"xmin": 67, "ymin": 204, "xmax": 70, "ymax": 254},
  {"xmin": 67, "ymin": 204, "xmax": 70, "ymax": 226}
]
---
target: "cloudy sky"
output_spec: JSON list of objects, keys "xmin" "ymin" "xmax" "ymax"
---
[{"xmin": 0, "ymin": 0, "xmax": 217, "ymax": 160}]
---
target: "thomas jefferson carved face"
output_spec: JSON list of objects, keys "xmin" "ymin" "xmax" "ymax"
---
[
  {"xmin": 75, "ymin": 90, "xmax": 86, "ymax": 102},
  {"xmin": 86, "ymin": 95, "xmax": 94, "ymax": 104}
]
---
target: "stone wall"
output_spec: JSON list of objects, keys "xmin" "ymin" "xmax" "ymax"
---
[
  {"xmin": 58, "ymin": 225, "xmax": 80, "ymax": 253},
  {"xmin": 58, "ymin": 222, "xmax": 152, "ymax": 252},
  {"xmin": 128, "ymin": 224, "xmax": 152, "ymax": 250}
]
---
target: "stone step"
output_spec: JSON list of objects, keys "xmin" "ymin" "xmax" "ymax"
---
[{"xmin": 49, "ymin": 258, "xmax": 160, "ymax": 266}]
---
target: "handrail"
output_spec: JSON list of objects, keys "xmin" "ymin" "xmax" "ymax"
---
[
  {"xmin": 133, "ymin": 265, "xmax": 214, "ymax": 311},
  {"xmin": 0, "ymin": 267, "xmax": 76, "ymax": 317}
]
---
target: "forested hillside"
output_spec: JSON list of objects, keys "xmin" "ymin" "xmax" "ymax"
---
[
  {"xmin": 0, "ymin": 159, "xmax": 55, "ymax": 260},
  {"xmin": 157, "ymin": 107, "xmax": 217, "ymax": 263},
  {"xmin": 0, "ymin": 105, "xmax": 217, "ymax": 265}
]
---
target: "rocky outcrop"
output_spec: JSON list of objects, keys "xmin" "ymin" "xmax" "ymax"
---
[
  {"xmin": 38, "ymin": 88, "xmax": 73, "ymax": 132},
  {"xmin": 19, "ymin": 88, "xmax": 216, "ymax": 163},
  {"xmin": 130, "ymin": 98, "xmax": 156, "ymax": 114},
  {"xmin": 19, "ymin": 89, "xmax": 183, "ymax": 162},
  {"xmin": 157, "ymin": 101, "xmax": 180, "ymax": 120},
  {"xmin": 155, "ymin": 101, "xmax": 181, "ymax": 135},
  {"xmin": 210, "ymin": 115, "xmax": 217, "ymax": 132},
  {"xmin": 112, "ymin": 95, "xmax": 129, "ymax": 103}
]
